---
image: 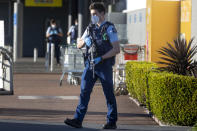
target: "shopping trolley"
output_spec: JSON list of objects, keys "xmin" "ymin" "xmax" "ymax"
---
[{"xmin": 59, "ymin": 45, "xmax": 85, "ymax": 86}]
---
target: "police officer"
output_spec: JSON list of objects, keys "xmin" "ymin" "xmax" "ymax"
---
[
  {"xmin": 46, "ymin": 19, "xmax": 63, "ymax": 65},
  {"xmin": 64, "ymin": 2, "xmax": 120, "ymax": 129},
  {"xmin": 67, "ymin": 19, "xmax": 78, "ymax": 45}
]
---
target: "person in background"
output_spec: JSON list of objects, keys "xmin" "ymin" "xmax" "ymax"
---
[
  {"xmin": 46, "ymin": 19, "xmax": 63, "ymax": 65},
  {"xmin": 67, "ymin": 19, "xmax": 78, "ymax": 45},
  {"xmin": 64, "ymin": 2, "xmax": 120, "ymax": 129}
]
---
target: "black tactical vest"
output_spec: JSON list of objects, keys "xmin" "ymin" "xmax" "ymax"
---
[
  {"xmin": 48, "ymin": 27, "xmax": 61, "ymax": 43},
  {"xmin": 85, "ymin": 21, "xmax": 115, "ymax": 66}
]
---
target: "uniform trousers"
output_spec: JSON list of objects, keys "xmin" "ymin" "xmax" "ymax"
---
[{"xmin": 74, "ymin": 61, "xmax": 118, "ymax": 123}]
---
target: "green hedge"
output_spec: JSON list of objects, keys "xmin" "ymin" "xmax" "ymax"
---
[
  {"xmin": 148, "ymin": 72, "xmax": 197, "ymax": 126},
  {"xmin": 125, "ymin": 61, "xmax": 157, "ymax": 105},
  {"xmin": 125, "ymin": 61, "xmax": 197, "ymax": 126}
]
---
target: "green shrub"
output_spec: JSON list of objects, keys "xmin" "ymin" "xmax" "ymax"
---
[
  {"xmin": 157, "ymin": 36, "xmax": 197, "ymax": 77},
  {"xmin": 125, "ymin": 61, "xmax": 157, "ymax": 105},
  {"xmin": 148, "ymin": 72, "xmax": 197, "ymax": 126}
]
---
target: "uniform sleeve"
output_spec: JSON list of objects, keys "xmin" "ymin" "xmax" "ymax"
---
[
  {"xmin": 107, "ymin": 25, "xmax": 119, "ymax": 43},
  {"xmin": 68, "ymin": 26, "xmax": 73, "ymax": 33},
  {"xmin": 46, "ymin": 27, "xmax": 51, "ymax": 35},
  {"xmin": 81, "ymin": 29, "xmax": 88, "ymax": 40}
]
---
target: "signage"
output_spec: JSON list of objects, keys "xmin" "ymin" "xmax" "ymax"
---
[
  {"xmin": 25, "ymin": 0, "xmax": 62, "ymax": 7},
  {"xmin": 181, "ymin": 0, "xmax": 191, "ymax": 22}
]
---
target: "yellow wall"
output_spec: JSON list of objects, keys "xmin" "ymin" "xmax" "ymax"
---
[
  {"xmin": 180, "ymin": 0, "xmax": 192, "ymax": 42},
  {"xmin": 146, "ymin": 0, "xmax": 180, "ymax": 63}
]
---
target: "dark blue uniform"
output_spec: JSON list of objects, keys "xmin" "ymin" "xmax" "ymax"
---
[
  {"xmin": 68, "ymin": 25, "xmax": 78, "ymax": 45},
  {"xmin": 74, "ymin": 21, "xmax": 118, "ymax": 124},
  {"xmin": 46, "ymin": 26, "xmax": 62, "ymax": 64}
]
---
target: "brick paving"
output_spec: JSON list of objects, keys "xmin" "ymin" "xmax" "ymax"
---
[{"xmin": 0, "ymin": 73, "xmax": 157, "ymax": 126}]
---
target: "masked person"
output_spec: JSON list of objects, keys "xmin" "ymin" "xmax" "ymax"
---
[
  {"xmin": 64, "ymin": 2, "xmax": 120, "ymax": 129},
  {"xmin": 67, "ymin": 19, "xmax": 78, "ymax": 45},
  {"xmin": 46, "ymin": 19, "xmax": 63, "ymax": 65}
]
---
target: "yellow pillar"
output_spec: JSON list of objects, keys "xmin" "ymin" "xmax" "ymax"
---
[{"xmin": 146, "ymin": 0, "xmax": 181, "ymax": 63}]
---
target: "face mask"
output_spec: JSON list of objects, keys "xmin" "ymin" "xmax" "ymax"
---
[
  {"xmin": 91, "ymin": 15, "xmax": 99, "ymax": 24},
  {"xmin": 51, "ymin": 24, "xmax": 56, "ymax": 28}
]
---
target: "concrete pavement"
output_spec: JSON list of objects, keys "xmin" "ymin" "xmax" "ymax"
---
[
  {"xmin": 0, "ymin": 120, "xmax": 192, "ymax": 131},
  {"xmin": 0, "ymin": 74, "xmax": 192, "ymax": 131}
]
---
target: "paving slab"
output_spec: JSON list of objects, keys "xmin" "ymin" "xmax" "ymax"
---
[{"xmin": 0, "ymin": 73, "xmax": 157, "ymax": 128}]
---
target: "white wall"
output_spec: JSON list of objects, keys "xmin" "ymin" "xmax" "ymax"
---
[
  {"xmin": 126, "ymin": 0, "xmax": 146, "ymax": 11},
  {"xmin": 127, "ymin": 9, "xmax": 146, "ymax": 46}
]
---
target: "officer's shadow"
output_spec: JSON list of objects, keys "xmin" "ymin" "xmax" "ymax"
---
[{"xmin": 0, "ymin": 121, "xmax": 136, "ymax": 131}]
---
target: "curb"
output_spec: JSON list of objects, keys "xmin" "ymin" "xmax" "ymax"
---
[
  {"xmin": 128, "ymin": 96, "xmax": 168, "ymax": 126},
  {"xmin": 128, "ymin": 96, "xmax": 192, "ymax": 129}
]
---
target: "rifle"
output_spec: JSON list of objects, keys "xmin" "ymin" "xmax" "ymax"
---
[
  {"xmin": 87, "ymin": 24, "xmax": 97, "ymax": 78},
  {"xmin": 89, "ymin": 43, "xmax": 95, "ymax": 78}
]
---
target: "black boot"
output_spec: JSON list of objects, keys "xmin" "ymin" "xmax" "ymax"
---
[
  {"xmin": 64, "ymin": 118, "xmax": 82, "ymax": 128},
  {"xmin": 102, "ymin": 122, "xmax": 117, "ymax": 129}
]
